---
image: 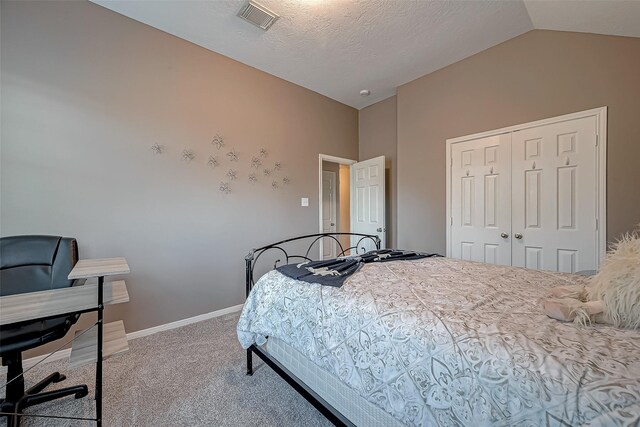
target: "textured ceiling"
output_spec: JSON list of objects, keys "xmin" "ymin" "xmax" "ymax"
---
[
  {"xmin": 524, "ymin": 0, "xmax": 640, "ymax": 39},
  {"xmin": 91, "ymin": 0, "xmax": 639, "ymax": 109}
]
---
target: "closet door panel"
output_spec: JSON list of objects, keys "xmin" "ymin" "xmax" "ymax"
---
[
  {"xmin": 511, "ymin": 116, "xmax": 598, "ymax": 272},
  {"xmin": 450, "ymin": 134, "xmax": 512, "ymax": 265}
]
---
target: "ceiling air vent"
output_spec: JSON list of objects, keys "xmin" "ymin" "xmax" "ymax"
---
[{"xmin": 237, "ymin": 1, "xmax": 279, "ymax": 31}]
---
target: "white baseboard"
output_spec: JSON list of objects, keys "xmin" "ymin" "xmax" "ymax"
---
[
  {"xmin": 1, "ymin": 303, "xmax": 244, "ymax": 373},
  {"xmin": 126, "ymin": 303, "xmax": 244, "ymax": 340}
]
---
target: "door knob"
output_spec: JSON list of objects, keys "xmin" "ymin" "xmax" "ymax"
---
[
  {"xmin": 377, "ymin": 227, "xmax": 383, "ymax": 232},
  {"xmin": 330, "ymin": 223, "xmax": 335, "ymax": 226},
  {"xmin": 500, "ymin": 232, "xmax": 509, "ymax": 239},
  {"xmin": 514, "ymin": 233, "xmax": 523, "ymax": 239}
]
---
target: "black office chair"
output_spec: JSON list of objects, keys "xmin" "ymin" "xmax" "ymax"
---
[{"xmin": 1, "ymin": 236, "xmax": 89, "ymax": 427}]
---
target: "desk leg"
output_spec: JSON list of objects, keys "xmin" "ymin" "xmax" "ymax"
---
[{"xmin": 96, "ymin": 276, "xmax": 104, "ymax": 427}]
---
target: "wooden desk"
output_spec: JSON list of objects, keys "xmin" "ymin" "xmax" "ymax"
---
[
  {"xmin": 0, "ymin": 257, "xmax": 130, "ymax": 427},
  {"xmin": 0, "ymin": 281, "xmax": 128, "ymax": 326}
]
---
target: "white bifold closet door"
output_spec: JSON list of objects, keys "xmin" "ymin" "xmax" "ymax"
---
[
  {"xmin": 449, "ymin": 113, "xmax": 601, "ymax": 273},
  {"xmin": 511, "ymin": 116, "xmax": 598, "ymax": 272},
  {"xmin": 450, "ymin": 134, "xmax": 512, "ymax": 265}
]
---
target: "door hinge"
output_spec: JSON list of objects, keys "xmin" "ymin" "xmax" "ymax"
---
[
  {"xmin": 450, "ymin": 157, "xmax": 453, "ymax": 167},
  {"xmin": 596, "ymin": 218, "xmax": 599, "ymax": 230},
  {"xmin": 595, "ymin": 134, "xmax": 599, "ymax": 146},
  {"xmin": 450, "ymin": 217, "xmax": 453, "ymax": 226}
]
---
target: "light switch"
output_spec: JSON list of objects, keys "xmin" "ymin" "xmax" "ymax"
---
[{"xmin": 301, "ymin": 197, "xmax": 309, "ymax": 207}]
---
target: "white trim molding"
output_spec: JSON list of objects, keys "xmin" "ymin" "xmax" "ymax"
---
[
  {"xmin": 446, "ymin": 106, "xmax": 607, "ymax": 266},
  {"xmin": 2, "ymin": 303, "xmax": 244, "ymax": 373},
  {"xmin": 126, "ymin": 303, "xmax": 243, "ymax": 340}
]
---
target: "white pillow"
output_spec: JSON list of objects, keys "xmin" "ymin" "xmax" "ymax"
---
[{"xmin": 588, "ymin": 229, "xmax": 640, "ymax": 329}]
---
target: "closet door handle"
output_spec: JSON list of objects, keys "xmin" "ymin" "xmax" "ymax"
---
[
  {"xmin": 500, "ymin": 232, "xmax": 509, "ymax": 239},
  {"xmin": 514, "ymin": 233, "xmax": 523, "ymax": 240}
]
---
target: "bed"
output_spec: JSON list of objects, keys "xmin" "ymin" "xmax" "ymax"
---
[{"xmin": 237, "ymin": 233, "xmax": 640, "ymax": 426}]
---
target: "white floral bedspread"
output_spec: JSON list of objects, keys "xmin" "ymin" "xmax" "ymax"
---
[{"xmin": 237, "ymin": 257, "xmax": 640, "ymax": 426}]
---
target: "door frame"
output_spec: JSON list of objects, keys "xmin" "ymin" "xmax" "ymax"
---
[
  {"xmin": 445, "ymin": 106, "xmax": 607, "ymax": 264},
  {"xmin": 318, "ymin": 154, "xmax": 357, "ymax": 258}
]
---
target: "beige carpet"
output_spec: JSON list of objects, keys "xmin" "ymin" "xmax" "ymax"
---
[{"xmin": 1, "ymin": 312, "xmax": 331, "ymax": 426}]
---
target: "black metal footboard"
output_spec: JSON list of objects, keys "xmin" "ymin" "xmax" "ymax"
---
[
  {"xmin": 244, "ymin": 232, "xmax": 381, "ymax": 298},
  {"xmin": 243, "ymin": 233, "xmax": 380, "ymax": 427}
]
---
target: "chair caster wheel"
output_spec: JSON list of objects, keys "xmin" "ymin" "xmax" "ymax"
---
[
  {"xmin": 75, "ymin": 389, "xmax": 89, "ymax": 399},
  {"xmin": 54, "ymin": 374, "xmax": 67, "ymax": 383}
]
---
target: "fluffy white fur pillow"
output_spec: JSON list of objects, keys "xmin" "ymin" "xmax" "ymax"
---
[{"xmin": 588, "ymin": 229, "xmax": 640, "ymax": 329}]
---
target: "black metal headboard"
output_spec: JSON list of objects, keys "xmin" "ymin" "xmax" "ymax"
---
[{"xmin": 244, "ymin": 233, "xmax": 381, "ymax": 298}]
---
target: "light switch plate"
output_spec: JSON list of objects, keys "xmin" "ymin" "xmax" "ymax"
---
[{"xmin": 301, "ymin": 197, "xmax": 309, "ymax": 207}]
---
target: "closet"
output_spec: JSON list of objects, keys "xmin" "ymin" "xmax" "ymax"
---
[{"xmin": 446, "ymin": 108, "xmax": 606, "ymax": 273}]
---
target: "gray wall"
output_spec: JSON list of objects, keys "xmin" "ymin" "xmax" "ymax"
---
[
  {"xmin": 396, "ymin": 30, "xmax": 640, "ymax": 253},
  {"xmin": 0, "ymin": 0, "xmax": 358, "ymax": 345},
  {"xmin": 359, "ymin": 96, "xmax": 397, "ymax": 248}
]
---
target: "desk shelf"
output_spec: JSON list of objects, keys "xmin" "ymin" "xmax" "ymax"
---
[
  {"xmin": 69, "ymin": 320, "xmax": 129, "ymax": 368},
  {"xmin": 101, "ymin": 280, "xmax": 130, "ymax": 306},
  {"xmin": 68, "ymin": 257, "xmax": 130, "ymax": 280}
]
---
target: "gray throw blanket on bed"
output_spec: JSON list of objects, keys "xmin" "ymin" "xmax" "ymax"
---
[{"xmin": 276, "ymin": 249, "xmax": 440, "ymax": 288}]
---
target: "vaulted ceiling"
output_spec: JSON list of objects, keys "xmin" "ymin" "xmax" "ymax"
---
[{"xmin": 92, "ymin": 0, "xmax": 640, "ymax": 109}]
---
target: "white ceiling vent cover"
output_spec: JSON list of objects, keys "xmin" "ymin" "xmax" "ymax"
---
[{"xmin": 237, "ymin": 1, "xmax": 279, "ymax": 31}]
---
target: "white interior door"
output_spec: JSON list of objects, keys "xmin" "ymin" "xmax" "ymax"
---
[
  {"xmin": 350, "ymin": 156, "xmax": 385, "ymax": 252},
  {"xmin": 450, "ymin": 134, "xmax": 512, "ymax": 265},
  {"xmin": 321, "ymin": 170, "xmax": 337, "ymax": 259},
  {"xmin": 511, "ymin": 116, "xmax": 598, "ymax": 272}
]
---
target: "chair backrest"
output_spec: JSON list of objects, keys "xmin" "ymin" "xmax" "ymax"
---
[{"xmin": 0, "ymin": 235, "xmax": 79, "ymax": 297}]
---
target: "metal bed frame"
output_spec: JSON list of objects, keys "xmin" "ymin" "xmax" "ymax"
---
[{"xmin": 244, "ymin": 232, "xmax": 381, "ymax": 427}]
